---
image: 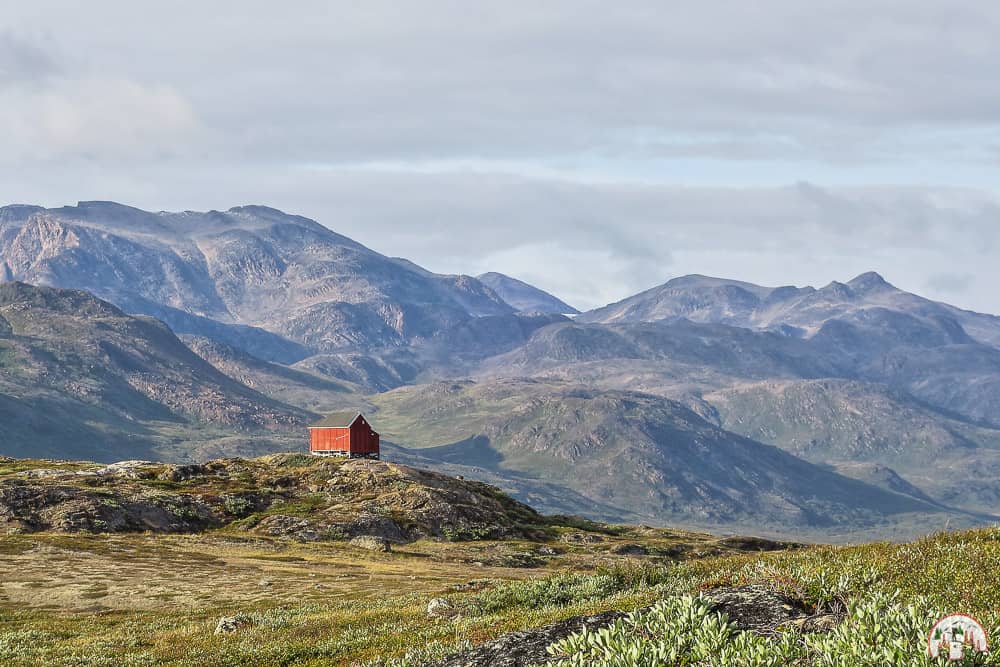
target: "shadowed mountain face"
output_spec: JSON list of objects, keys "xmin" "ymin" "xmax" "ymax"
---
[
  {"xmin": 0, "ymin": 282, "xmax": 310, "ymax": 461},
  {"xmin": 0, "ymin": 202, "xmax": 513, "ymax": 360}
]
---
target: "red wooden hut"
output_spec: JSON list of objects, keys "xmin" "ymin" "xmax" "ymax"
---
[{"xmin": 308, "ymin": 411, "xmax": 380, "ymax": 459}]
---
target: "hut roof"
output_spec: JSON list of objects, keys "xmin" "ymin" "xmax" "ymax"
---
[{"xmin": 309, "ymin": 411, "xmax": 363, "ymax": 429}]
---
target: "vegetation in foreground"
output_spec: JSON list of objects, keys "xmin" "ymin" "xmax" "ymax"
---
[
  {"xmin": 0, "ymin": 525, "xmax": 997, "ymax": 665},
  {"xmin": 0, "ymin": 454, "xmax": 778, "ymax": 666},
  {"xmin": 2, "ymin": 455, "xmax": 999, "ymax": 665},
  {"xmin": 383, "ymin": 528, "xmax": 1000, "ymax": 667}
]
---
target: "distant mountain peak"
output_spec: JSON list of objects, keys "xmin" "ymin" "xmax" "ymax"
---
[
  {"xmin": 847, "ymin": 271, "xmax": 894, "ymax": 292},
  {"xmin": 227, "ymin": 205, "xmax": 287, "ymax": 216},
  {"xmin": 0, "ymin": 204, "xmax": 45, "ymax": 222},
  {"xmin": 76, "ymin": 200, "xmax": 138, "ymax": 209},
  {"xmin": 821, "ymin": 280, "xmax": 852, "ymax": 296},
  {"xmin": 476, "ymin": 272, "xmax": 579, "ymax": 314},
  {"xmin": 0, "ymin": 201, "xmax": 516, "ymax": 354},
  {"xmin": 663, "ymin": 274, "xmax": 768, "ymax": 290}
]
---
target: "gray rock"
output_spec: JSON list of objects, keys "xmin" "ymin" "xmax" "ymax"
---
[
  {"xmin": 214, "ymin": 614, "xmax": 253, "ymax": 635},
  {"xmin": 350, "ymin": 535, "xmax": 391, "ymax": 552},
  {"xmin": 427, "ymin": 597, "xmax": 457, "ymax": 619},
  {"xmin": 703, "ymin": 585, "xmax": 812, "ymax": 634},
  {"xmin": 611, "ymin": 543, "xmax": 648, "ymax": 556},
  {"xmin": 94, "ymin": 461, "xmax": 157, "ymax": 479},
  {"xmin": 559, "ymin": 533, "xmax": 604, "ymax": 545},
  {"xmin": 257, "ymin": 514, "xmax": 314, "ymax": 540}
]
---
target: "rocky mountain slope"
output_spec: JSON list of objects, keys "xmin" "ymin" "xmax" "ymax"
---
[
  {"xmin": 0, "ymin": 202, "xmax": 513, "ymax": 360},
  {"xmin": 479, "ymin": 303, "xmax": 1000, "ymax": 429},
  {"xmin": 477, "ymin": 272, "xmax": 579, "ymax": 314},
  {"xmin": 0, "ymin": 282, "xmax": 311, "ymax": 461},
  {"xmin": 180, "ymin": 334, "xmax": 359, "ymax": 413},
  {"xmin": 579, "ymin": 271, "xmax": 1000, "ymax": 349},
  {"xmin": 704, "ymin": 379, "xmax": 1000, "ymax": 513}
]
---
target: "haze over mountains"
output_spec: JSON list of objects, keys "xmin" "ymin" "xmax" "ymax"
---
[{"xmin": 2, "ymin": 201, "xmax": 1000, "ymax": 539}]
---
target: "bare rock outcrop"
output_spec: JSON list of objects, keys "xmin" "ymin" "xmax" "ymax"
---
[
  {"xmin": 0, "ymin": 455, "xmax": 554, "ymax": 546},
  {"xmin": 350, "ymin": 535, "xmax": 391, "ymax": 552}
]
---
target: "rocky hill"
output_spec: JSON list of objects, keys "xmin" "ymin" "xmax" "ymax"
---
[
  {"xmin": 0, "ymin": 282, "xmax": 311, "ymax": 461},
  {"xmin": 0, "ymin": 454, "xmax": 552, "ymax": 544}
]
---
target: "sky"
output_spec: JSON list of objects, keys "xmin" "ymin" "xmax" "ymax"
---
[{"xmin": 3, "ymin": 2, "xmax": 1000, "ymax": 312}]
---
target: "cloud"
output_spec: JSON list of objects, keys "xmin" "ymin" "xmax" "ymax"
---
[
  {"xmin": 5, "ymin": 1, "xmax": 1000, "ymax": 167},
  {"xmin": 278, "ymin": 172, "xmax": 1000, "ymax": 312},
  {"xmin": 925, "ymin": 273, "xmax": 974, "ymax": 295},
  {"xmin": 1, "ymin": 2, "xmax": 999, "ymax": 315},
  {"xmin": 0, "ymin": 77, "xmax": 200, "ymax": 163},
  {"xmin": 0, "ymin": 30, "xmax": 59, "ymax": 83}
]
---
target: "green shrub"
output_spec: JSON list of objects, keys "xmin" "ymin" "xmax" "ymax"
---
[
  {"xmin": 363, "ymin": 640, "xmax": 473, "ymax": 667},
  {"xmin": 476, "ymin": 573, "xmax": 620, "ymax": 614},
  {"xmin": 541, "ymin": 590, "xmax": 1000, "ymax": 667}
]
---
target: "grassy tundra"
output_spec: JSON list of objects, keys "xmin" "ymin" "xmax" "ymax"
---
[{"xmin": 1, "ymin": 455, "xmax": 998, "ymax": 665}]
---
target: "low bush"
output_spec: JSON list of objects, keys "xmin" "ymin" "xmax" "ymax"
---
[{"xmin": 543, "ymin": 591, "xmax": 1000, "ymax": 667}]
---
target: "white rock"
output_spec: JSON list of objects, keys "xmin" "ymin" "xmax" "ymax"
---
[
  {"xmin": 214, "ymin": 615, "xmax": 252, "ymax": 634},
  {"xmin": 427, "ymin": 597, "xmax": 456, "ymax": 618}
]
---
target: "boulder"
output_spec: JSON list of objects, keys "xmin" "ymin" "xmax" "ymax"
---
[
  {"xmin": 94, "ymin": 461, "xmax": 158, "ymax": 480},
  {"xmin": 214, "ymin": 614, "xmax": 253, "ymax": 635},
  {"xmin": 350, "ymin": 535, "xmax": 391, "ymax": 552},
  {"xmin": 159, "ymin": 464, "xmax": 205, "ymax": 482},
  {"xmin": 257, "ymin": 514, "xmax": 319, "ymax": 542},
  {"xmin": 427, "ymin": 597, "xmax": 457, "ymax": 619},
  {"xmin": 558, "ymin": 533, "xmax": 604, "ymax": 545},
  {"xmin": 611, "ymin": 543, "xmax": 648, "ymax": 556},
  {"xmin": 703, "ymin": 585, "xmax": 812, "ymax": 634},
  {"xmin": 343, "ymin": 513, "xmax": 409, "ymax": 542}
]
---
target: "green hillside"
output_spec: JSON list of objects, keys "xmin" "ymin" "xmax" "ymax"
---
[
  {"xmin": 369, "ymin": 379, "xmax": 989, "ymax": 540},
  {"xmin": 0, "ymin": 282, "xmax": 310, "ymax": 461},
  {"xmin": 706, "ymin": 378, "xmax": 1000, "ymax": 513}
]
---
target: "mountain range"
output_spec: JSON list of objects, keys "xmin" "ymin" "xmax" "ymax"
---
[{"xmin": 2, "ymin": 201, "xmax": 999, "ymax": 540}]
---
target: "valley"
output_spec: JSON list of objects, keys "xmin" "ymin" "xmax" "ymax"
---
[{"xmin": 3, "ymin": 202, "xmax": 1000, "ymax": 541}]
